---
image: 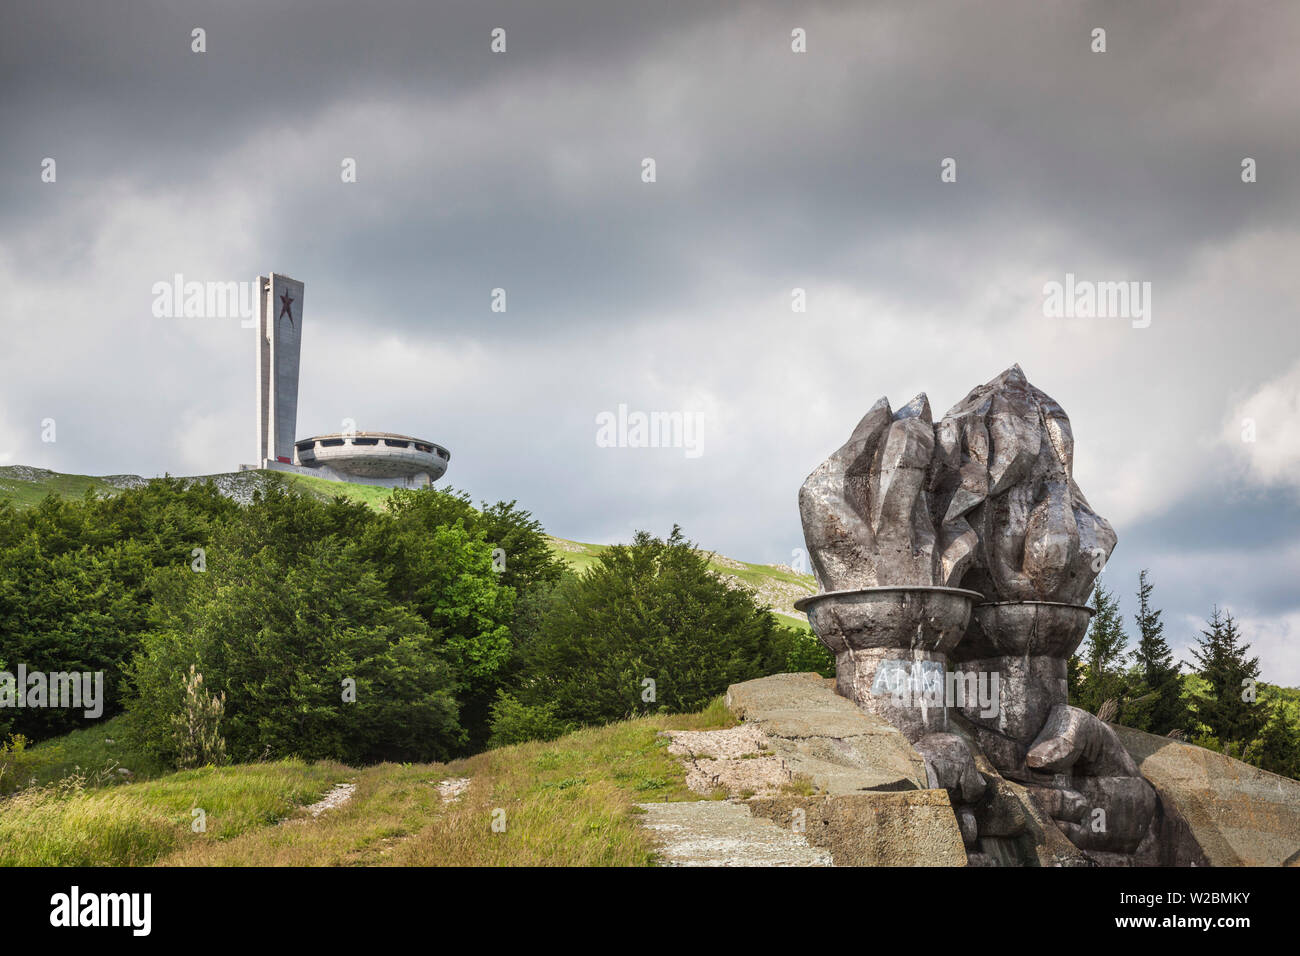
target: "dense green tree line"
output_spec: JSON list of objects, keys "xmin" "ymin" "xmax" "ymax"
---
[
  {"xmin": 0, "ymin": 480, "xmax": 239, "ymax": 739},
  {"xmin": 1, "ymin": 479, "xmax": 829, "ymax": 765},
  {"xmin": 4, "ymin": 479, "xmax": 1292, "ymax": 779},
  {"xmin": 1070, "ymin": 571, "xmax": 1300, "ymax": 780}
]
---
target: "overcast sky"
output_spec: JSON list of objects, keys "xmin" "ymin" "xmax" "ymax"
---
[{"xmin": 2, "ymin": 1, "xmax": 1298, "ymax": 682}]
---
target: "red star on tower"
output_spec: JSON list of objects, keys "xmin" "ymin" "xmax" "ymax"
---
[{"xmin": 278, "ymin": 290, "xmax": 295, "ymax": 327}]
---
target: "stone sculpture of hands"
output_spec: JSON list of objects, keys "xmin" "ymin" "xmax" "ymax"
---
[
  {"xmin": 1025, "ymin": 705, "xmax": 1157, "ymax": 855},
  {"xmin": 798, "ymin": 391, "xmax": 990, "ymax": 832},
  {"xmin": 930, "ymin": 366, "xmax": 1155, "ymax": 859},
  {"xmin": 798, "ymin": 367, "xmax": 1163, "ymax": 862}
]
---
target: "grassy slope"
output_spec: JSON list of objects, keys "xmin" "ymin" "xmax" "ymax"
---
[
  {"xmin": 0, "ymin": 467, "xmax": 127, "ymax": 509},
  {"xmin": 0, "ymin": 467, "xmax": 808, "ymax": 865},
  {"xmin": 1, "ymin": 701, "xmax": 738, "ymax": 867},
  {"xmin": 0, "ymin": 759, "xmax": 348, "ymax": 866},
  {"xmin": 3, "ymin": 715, "xmax": 168, "ymax": 791},
  {"xmin": 0, "ymin": 466, "xmax": 817, "ymax": 621},
  {"xmin": 274, "ymin": 471, "xmax": 397, "ymax": 511},
  {"xmin": 0, "ymin": 465, "xmax": 394, "ymax": 512}
]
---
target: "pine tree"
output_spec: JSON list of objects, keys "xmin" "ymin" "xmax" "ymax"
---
[
  {"xmin": 1190, "ymin": 607, "xmax": 1266, "ymax": 756},
  {"xmin": 1127, "ymin": 570, "xmax": 1188, "ymax": 735},
  {"xmin": 1076, "ymin": 583, "xmax": 1131, "ymax": 720}
]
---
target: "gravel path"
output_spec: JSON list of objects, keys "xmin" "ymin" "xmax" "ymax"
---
[
  {"xmin": 435, "ymin": 777, "xmax": 470, "ymax": 803},
  {"xmin": 303, "ymin": 782, "xmax": 356, "ymax": 818}
]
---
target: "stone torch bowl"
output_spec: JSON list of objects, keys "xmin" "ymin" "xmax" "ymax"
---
[
  {"xmin": 794, "ymin": 586, "xmax": 984, "ymax": 740},
  {"xmin": 793, "ymin": 586, "xmax": 985, "ymax": 656},
  {"xmin": 958, "ymin": 601, "xmax": 1096, "ymax": 661},
  {"xmin": 951, "ymin": 601, "xmax": 1096, "ymax": 755}
]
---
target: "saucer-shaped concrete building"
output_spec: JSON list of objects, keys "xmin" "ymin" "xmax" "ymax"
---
[
  {"xmin": 246, "ymin": 272, "xmax": 449, "ymax": 489},
  {"xmin": 295, "ymin": 431, "xmax": 450, "ymax": 485}
]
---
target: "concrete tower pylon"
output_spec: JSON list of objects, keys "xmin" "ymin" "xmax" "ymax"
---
[{"xmin": 255, "ymin": 273, "xmax": 305, "ymax": 466}]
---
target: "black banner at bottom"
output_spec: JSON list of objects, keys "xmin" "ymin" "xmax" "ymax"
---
[{"xmin": 3, "ymin": 865, "xmax": 1286, "ymax": 942}]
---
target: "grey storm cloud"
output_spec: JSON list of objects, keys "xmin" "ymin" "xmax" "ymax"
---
[
  {"xmin": 2, "ymin": 0, "xmax": 1299, "ymax": 680},
  {"xmin": 5, "ymin": 0, "xmax": 1299, "ymax": 330}
]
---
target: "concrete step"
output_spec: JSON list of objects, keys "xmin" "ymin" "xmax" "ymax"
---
[{"xmin": 637, "ymin": 800, "xmax": 833, "ymax": 867}]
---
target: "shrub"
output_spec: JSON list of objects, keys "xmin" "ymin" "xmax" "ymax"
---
[
  {"xmin": 0, "ymin": 480, "xmax": 239, "ymax": 739},
  {"xmin": 774, "ymin": 625, "xmax": 835, "ymax": 677},
  {"xmin": 172, "ymin": 666, "xmax": 226, "ymax": 770},
  {"xmin": 508, "ymin": 526, "xmax": 790, "ymax": 726},
  {"xmin": 488, "ymin": 692, "xmax": 572, "ymax": 747}
]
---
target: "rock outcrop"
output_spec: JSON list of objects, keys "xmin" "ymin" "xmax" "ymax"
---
[
  {"xmin": 745, "ymin": 790, "xmax": 968, "ymax": 867},
  {"xmin": 705, "ymin": 673, "xmax": 1298, "ymax": 867},
  {"xmin": 636, "ymin": 801, "xmax": 833, "ymax": 867},
  {"xmin": 1113, "ymin": 725, "xmax": 1300, "ymax": 866},
  {"xmin": 638, "ymin": 674, "xmax": 967, "ymax": 866}
]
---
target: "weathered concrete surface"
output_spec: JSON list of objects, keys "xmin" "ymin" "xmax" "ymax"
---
[
  {"xmin": 977, "ymin": 773, "xmax": 1090, "ymax": 867},
  {"xmin": 954, "ymin": 602, "xmax": 1093, "ymax": 747},
  {"xmin": 718, "ymin": 673, "xmax": 1200, "ymax": 867},
  {"xmin": 725, "ymin": 672, "xmax": 928, "ymax": 794},
  {"xmin": 933, "ymin": 364, "xmax": 1117, "ymax": 606},
  {"xmin": 747, "ymin": 791, "xmax": 968, "ymax": 866},
  {"xmin": 295, "ymin": 430, "xmax": 449, "ymax": 483},
  {"xmin": 1114, "ymin": 724, "xmax": 1300, "ymax": 866},
  {"xmin": 797, "ymin": 393, "xmax": 948, "ymax": 590},
  {"xmin": 723, "ymin": 673, "xmax": 968, "ymax": 865},
  {"xmin": 796, "ymin": 588, "xmax": 978, "ymax": 740},
  {"xmin": 1105, "ymin": 780, "xmax": 1209, "ymax": 868},
  {"xmin": 664, "ymin": 725, "xmax": 792, "ymax": 797},
  {"xmin": 667, "ymin": 724, "xmax": 769, "ymax": 761},
  {"xmin": 955, "ymin": 725, "xmax": 1090, "ymax": 867},
  {"xmin": 637, "ymin": 801, "xmax": 833, "ymax": 867},
  {"xmin": 713, "ymin": 673, "xmax": 1292, "ymax": 866}
]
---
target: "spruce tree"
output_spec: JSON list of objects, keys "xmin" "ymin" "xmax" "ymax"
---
[
  {"xmin": 1077, "ymin": 583, "xmax": 1131, "ymax": 719},
  {"xmin": 1190, "ymin": 607, "xmax": 1266, "ymax": 756},
  {"xmin": 1127, "ymin": 570, "xmax": 1188, "ymax": 735}
]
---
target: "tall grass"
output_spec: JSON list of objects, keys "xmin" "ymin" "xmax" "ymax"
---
[
  {"xmin": 164, "ymin": 700, "xmax": 737, "ymax": 866},
  {"xmin": 0, "ymin": 760, "xmax": 348, "ymax": 866},
  {"xmin": 2, "ymin": 699, "xmax": 736, "ymax": 867}
]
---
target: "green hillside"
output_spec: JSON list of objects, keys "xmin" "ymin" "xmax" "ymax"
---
[
  {"xmin": 0, "ymin": 466, "xmax": 134, "ymax": 509},
  {"xmin": 0, "ymin": 465, "xmax": 817, "ymax": 624},
  {"xmin": 0, "ymin": 701, "xmax": 739, "ymax": 866}
]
